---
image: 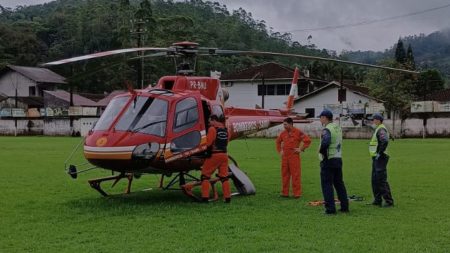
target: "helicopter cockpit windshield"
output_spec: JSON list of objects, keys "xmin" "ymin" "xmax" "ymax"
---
[{"xmin": 94, "ymin": 95, "xmax": 168, "ymax": 137}]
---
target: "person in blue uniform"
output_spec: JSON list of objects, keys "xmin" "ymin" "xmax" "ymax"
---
[
  {"xmin": 368, "ymin": 113, "xmax": 394, "ymax": 207},
  {"xmin": 318, "ymin": 110, "xmax": 349, "ymax": 214}
]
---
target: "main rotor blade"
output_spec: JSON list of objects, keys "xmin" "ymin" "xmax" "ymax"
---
[
  {"xmin": 68, "ymin": 52, "xmax": 168, "ymax": 80},
  {"xmin": 213, "ymin": 49, "xmax": 420, "ymax": 74},
  {"xmin": 41, "ymin": 47, "xmax": 171, "ymax": 66}
]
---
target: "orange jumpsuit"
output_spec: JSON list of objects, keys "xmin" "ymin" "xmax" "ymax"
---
[
  {"xmin": 276, "ymin": 127, "xmax": 311, "ymax": 197},
  {"xmin": 201, "ymin": 123, "xmax": 231, "ymax": 201}
]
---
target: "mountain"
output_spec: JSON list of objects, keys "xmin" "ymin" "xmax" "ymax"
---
[{"xmin": 342, "ymin": 29, "xmax": 450, "ymax": 80}]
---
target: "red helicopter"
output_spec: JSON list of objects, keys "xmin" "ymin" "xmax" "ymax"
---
[{"xmin": 44, "ymin": 42, "xmax": 418, "ymax": 201}]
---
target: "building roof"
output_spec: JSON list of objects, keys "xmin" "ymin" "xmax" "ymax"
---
[
  {"xmin": 44, "ymin": 90, "xmax": 98, "ymax": 107},
  {"xmin": 294, "ymin": 81, "xmax": 380, "ymax": 103},
  {"xmin": 78, "ymin": 92, "xmax": 107, "ymax": 102},
  {"xmin": 97, "ymin": 90, "xmax": 127, "ymax": 107},
  {"xmin": 221, "ymin": 62, "xmax": 295, "ymax": 81},
  {"xmin": 17, "ymin": 96, "xmax": 44, "ymax": 107},
  {"xmin": 0, "ymin": 92, "xmax": 7, "ymax": 102},
  {"xmin": 426, "ymin": 88, "xmax": 450, "ymax": 101},
  {"xmin": 3, "ymin": 65, "xmax": 66, "ymax": 84}
]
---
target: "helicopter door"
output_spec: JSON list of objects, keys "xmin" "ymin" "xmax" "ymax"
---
[{"xmin": 165, "ymin": 96, "xmax": 206, "ymax": 162}]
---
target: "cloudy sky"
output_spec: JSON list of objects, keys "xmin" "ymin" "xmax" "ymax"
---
[{"xmin": 3, "ymin": 0, "xmax": 450, "ymax": 52}]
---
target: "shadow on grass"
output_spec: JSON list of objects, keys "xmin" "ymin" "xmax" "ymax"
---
[{"xmin": 63, "ymin": 189, "xmax": 203, "ymax": 214}]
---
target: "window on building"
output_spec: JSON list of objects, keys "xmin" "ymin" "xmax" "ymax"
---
[
  {"xmin": 277, "ymin": 84, "xmax": 286, "ymax": 95},
  {"xmin": 338, "ymin": 88, "xmax": 347, "ymax": 102},
  {"xmin": 305, "ymin": 108, "xmax": 315, "ymax": 118},
  {"xmin": 29, "ymin": 86, "xmax": 36, "ymax": 96},
  {"xmin": 267, "ymin": 85, "xmax": 275, "ymax": 95},
  {"xmin": 258, "ymin": 84, "xmax": 291, "ymax": 96}
]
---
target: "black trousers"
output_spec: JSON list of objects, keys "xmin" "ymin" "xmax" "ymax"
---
[
  {"xmin": 320, "ymin": 158, "xmax": 349, "ymax": 212},
  {"xmin": 371, "ymin": 155, "xmax": 394, "ymax": 204}
]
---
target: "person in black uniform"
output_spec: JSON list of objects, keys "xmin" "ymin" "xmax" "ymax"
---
[
  {"xmin": 368, "ymin": 113, "xmax": 394, "ymax": 207},
  {"xmin": 318, "ymin": 110, "xmax": 349, "ymax": 215}
]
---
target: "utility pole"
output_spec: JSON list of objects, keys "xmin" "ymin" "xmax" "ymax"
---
[
  {"xmin": 131, "ymin": 18, "xmax": 147, "ymax": 88},
  {"xmin": 338, "ymin": 68, "xmax": 346, "ymax": 125},
  {"xmin": 261, "ymin": 72, "xmax": 265, "ymax": 109}
]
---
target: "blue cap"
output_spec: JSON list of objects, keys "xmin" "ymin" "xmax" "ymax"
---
[
  {"xmin": 372, "ymin": 113, "xmax": 384, "ymax": 121},
  {"xmin": 319, "ymin": 109, "xmax": 333, "ymax": 119}
]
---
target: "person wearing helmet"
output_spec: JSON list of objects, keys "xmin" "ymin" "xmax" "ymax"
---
[
  {"xmin": 276, "ymin": 117, "xmax": 311, "ymax": 198},
  {"xmin": 318, "ymin": 110, "xmax": 349, "ymax": 214},
  {"xmin": 368, "ymin": 113, "xmax": 394, "ymax": 207},
  {"xmin": 201, "ymin": 115, "xmax": 231, "ymax": 203}
]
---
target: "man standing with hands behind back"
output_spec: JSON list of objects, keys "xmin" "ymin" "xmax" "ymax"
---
[
  {"xmin": 369, "ymin": 113, "xmax": 394, "ymax": 207},
  {"xmin": 276, "ymin": 117, "xmax": 311, "ymax": 198}
]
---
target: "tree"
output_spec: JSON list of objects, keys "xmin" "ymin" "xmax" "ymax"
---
[
  {"xmin": 405, "ymin": 44, "xmax": 416, "ymax": 70},
  {"xmin": 364, "ymin": 59, "xmax": 416, "ymax": 137},
  {"xmin": 394, "ymin": 39, "xmax": 406, "ymax": 64},
  {"xmin": 413, "ymin": 69, "xmax": 445, "ymax": 100}
]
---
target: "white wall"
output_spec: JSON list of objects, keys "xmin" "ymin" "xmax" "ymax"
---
[
  {"xmin": 0, "ymin": 72, "xmax": 36, "ymax": 97},
  {"xmin": 224, "ymin": 80, "xmax": 291, "ymax": 109},
  {"xmin": 1, "ymin": 117, "xmax": 449, "ymax": 137},
  {"xmin": 294, "ymin": 87, "xmax": 377, "ymax": 117},
  {"xmin": 250, "ymin": 117, "xmax": 450, "ymax": 138},
  {"xmin": 80, "ymin": 118, "xmax": 99, "ymax": 136},
  {"xmin": 0, "ymin": 119, "xmax": 43, "ymax": 135}
]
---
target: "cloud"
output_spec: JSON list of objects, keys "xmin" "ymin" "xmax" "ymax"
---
[{"xmin": 217, "ymin": 0, "xmax": 450, "ymax": 52}]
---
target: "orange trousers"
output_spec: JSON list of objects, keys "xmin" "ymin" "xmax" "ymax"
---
[
  {"xmin": 201, "ymin": 153, "xmax": 231, "ymax": 200},
  {"xmin": 281, "ymin": 154, "xmax": 302, "ymax": 197}
]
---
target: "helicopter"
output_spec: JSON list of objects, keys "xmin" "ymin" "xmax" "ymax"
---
[{"xmin": 43, "ymin": 41, "xmax": 419, "ymax": 201}]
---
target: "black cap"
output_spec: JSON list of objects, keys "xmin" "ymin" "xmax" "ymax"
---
[
  {"xmin": 319, "ymin": 109, "xmax": 333, "ymax": 119},
  {"xmin": 372, "ymin": 113, "xmax": 384, "ymax": 122}
]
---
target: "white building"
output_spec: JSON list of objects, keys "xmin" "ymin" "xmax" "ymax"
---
[
  {"xmin": 293, "ymin": 81, "xmax": 382, "ymax": 118},
  {"xmin": 221, "ymin": 62, "xmax": 381, "ymax": 118},
  {"xmin": 0, "ymin": 65, "xmax": 66, "ymax": 97},
  {"xmin": 221, "ymin": 62, "xmax": 329, "ymax": 109}
]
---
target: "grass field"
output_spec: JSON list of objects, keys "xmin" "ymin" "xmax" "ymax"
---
[{"xmin": 0, "ymin": 137, "xmax": 449, "ymax": 252}]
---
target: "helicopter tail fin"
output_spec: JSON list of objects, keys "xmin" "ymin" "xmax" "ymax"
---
[{"xmin": 286, "ymin": 67, "xmax": 299, "ymax": 111}]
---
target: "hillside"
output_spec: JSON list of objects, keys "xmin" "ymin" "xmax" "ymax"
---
[
  {"xmin": 0, "ymin": 0, "xmax": 329, "ymax": 92},
  {"xmin": 342, "ymin": 29, "xmax": 450, "ymax": 80}
]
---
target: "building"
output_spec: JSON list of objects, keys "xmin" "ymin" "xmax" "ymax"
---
[
  {"xmin": 97, "ymin": 90, "xmax": 127, "ymax": 107},
  {"xmin": 0, "ymin": 65, "xmax": 66, "ymax": 97},
  {"xmin": 221, "ymin": 62, "xmax": 329, "ymax": 109},
  {"xmin": 293, "ymin": 81, "xmax": 382, "ymax": 118}
]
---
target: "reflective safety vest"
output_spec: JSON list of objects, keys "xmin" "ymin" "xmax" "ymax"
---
[
  {"xmin": 369, "ymin": 124, "xmax": 389, "ymax": 157},
  {"xmin": 319, "ymin": 122, "xmax": 342, "ymax": 160}
]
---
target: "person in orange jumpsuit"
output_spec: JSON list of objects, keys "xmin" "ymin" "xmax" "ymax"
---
[
  {"xmin": 201, "ymin": 115, "xmax": 231, "ymax": 203},
  {"xmin": 276, "ymin": 117, "xmax": 311, "ymax": 198}
]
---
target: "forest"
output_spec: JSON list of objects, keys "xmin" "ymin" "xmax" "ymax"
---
[{"xmin": 0, "ymin": 0, "xmax": 448, "ymax": 118}]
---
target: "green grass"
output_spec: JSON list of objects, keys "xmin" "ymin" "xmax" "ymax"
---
[{"xmin": 1, "ymin": 137, "xmax": 449, "ymax": 252}]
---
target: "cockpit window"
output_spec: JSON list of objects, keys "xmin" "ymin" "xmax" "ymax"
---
[
  {"xmin": 173, "ymin": 97, "xmax": 199, "ymax": 133},
  {"xmin": 115, "ymin": 96, "xmax": 168, "ymax": 137},
  {"xmin": 94, "ymin": 96, "xmax": 129, "ymax": 131}
]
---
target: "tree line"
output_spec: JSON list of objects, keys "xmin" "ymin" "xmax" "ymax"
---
[{"xmin": 0, "ymin": 0, "xmax": 446, "ymax": 116}]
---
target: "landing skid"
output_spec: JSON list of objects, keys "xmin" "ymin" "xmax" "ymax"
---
[
  {"xmin": 86, "ymin": 155, "xmax": 255, "ymax": 200},
  {"xmin": 88, "ymin": 173, "xmax": 133, "ymax": 196}
]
